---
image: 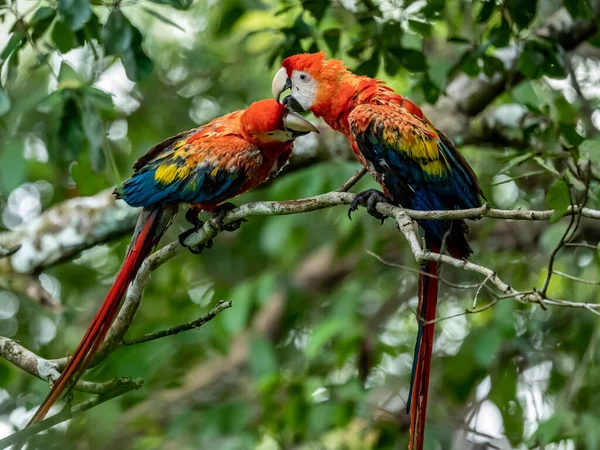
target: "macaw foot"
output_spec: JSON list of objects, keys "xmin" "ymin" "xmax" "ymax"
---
[
  {"xmin": 178, "ymin": 208, "xmax": 214, "ymax": 254},
  {"xmin": 347, "ymin": 189, "xmax": 392, "ymax": 224},
  {"xmin": 214, "ymin": 202, "xmax": 247, "ymax": 232}
]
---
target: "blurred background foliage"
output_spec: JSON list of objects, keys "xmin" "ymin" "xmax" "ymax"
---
[{"xmin": 1, "ymin": 0, "xmax": 600, "ymax": 448}]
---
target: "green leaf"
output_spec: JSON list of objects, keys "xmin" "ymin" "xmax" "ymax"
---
[
  {"xmin": 459, "ymin": 53, "xmax": 481, "ymax": 77},
  {"xmin": 120, "ymin": 26, "xmax": 153, "ymax": 81},
  {"xmin": 474, "ymin": 328, "xmax": 503, "ymax": 367},
  {"xmin": 80, "ymin": 99, "xmax": 105, "ymax": 172},
  {"xmin": 383, "ymin": 51, "xmax": 400, "ymax": 76},
  {"xmin": 520, "ymin": 40, "xmax": 566, "ymax": 79},
  {"xmin": 528, "ymin": 411, "xmax": 575, "ymax": 446},
  {"xmin": 490, "ymin": 365, "xmax": 523, "ymax": 446},
  {"xmin": 382, "ymin": 21, "xmax": 402, "ymax": 47},
  {"xmin": 30, "ymin": 6, "xmax": 55, "ymax": 24},
  {"xmin": 58, "ymin": 0, "xmax": 91, "ymax": 31},
  {"xmin": 148, "ymin": 0, "xmax": 193, "ymax": 10},
  {"xmin": 82, "ymin": 87, "xmax": 114, "ymax": 110},
  {"xmin": 477, "ymin": 1, "xmax": 495, "ymax": 23},
  {"xmin": 396, "ymin": 48, "xmax": 427, "ymax": 72},
  {"xmin": 101, "ymin": 10, "xmax": 133, "ymax": 56},
  {"xmin": 580, "ymin": 139, "xmax": 600, "ymax": 163},
  {"xmin": 482, "ymin": 54, "xmax": 504, "ymax": 77},
  {"xmin": 290, "ymin": 14, "xmax": 312, "ymax": 39},
  {"xmin": 553, "ymin": 96, "xmax": 576, "ymax": 124},
  {"xmin": 0, "ymin": 87, "xmax": 11, "ymax": 116},
  {"xmin": 29, "ymin": 7, "xmax": 56, "ymax": 41},
  {"xmin": 249, "ymin": 333, "xmax": 278, "ymax": 381},
  {"xmin": 506, "ymin": 0, "xmax": 537, "ymax": 29},
  {"xmin": 0, "ymin": 138, "xmax": 26, "ymax": 195},
  {"xmin": 1, "ymin": 31, "xmax": 24, "ymax": 63},
  {"xmin": 519, "ymin": 41, "xmax": 546, "ymax": 79},
  {"xmin": 546, "ymin": 179, "xmax": 570, "ymax": 223},
  {"xmin": 221, "ymin": 283, "xmax": 253, "ymax": 335},
  {"xmin": 420, "ymin": 75, "xmax": 441, "ymax": 104},
  {"xmin": 213, "ymin": 0, "xmax": 245, "ymax": 36},
  {"xmin": 58, "ymin": 96, "xmax": 85, "ymax": 162},
  {"xmin": 37, "ymin": 91, "xmax": 63, "ymax": 113},
  {"xmin": 563, "ymin": 0, "xmax": 593, "ymax": 18},
  {"xmin": 322, "ymin": 29, "xmax": 340, "ymax": 56},
  {"xmin": 52, "ymin": 20, "xmax": 78, "ymax": 53},
  {"xmin": 560, "ymin": 124, "xmax": 584, "ymax": 147},
  {"xmin": 302, "ymin": 0, "xmax": 328, "ymax": 22},
  {"xmin": 57, "ymin": 61, "xmax": 83, "ymax": 89},
  {"xmin": 306, "ymin": 320, "xmax": 347, "ymax": 360},
  {"xmin": 408, "ymin": 19, "xmax": 432, "ymax": 37},
  {"xmin": 142, "ymin": 7, "xmax": 185, "ymax": 32},
  {"xmin": 355, "ymin": 51, "xmax": 380, "ymax": 77},
  {"xmin": 489, "ymin": 17, "xmax": 510, "ymax": 47}
]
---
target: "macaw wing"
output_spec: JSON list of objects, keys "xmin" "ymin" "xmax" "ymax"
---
[
  {"xmin": 348, "ymin": 104, "xmax": 483, "ymax": 212},
  {"xmin": 117, "ymin": 133, "xmax": 259, "ymax": 208},
  {"xmin": 131, "ymin": 129, "xmax": 200, "ymax": 171}
]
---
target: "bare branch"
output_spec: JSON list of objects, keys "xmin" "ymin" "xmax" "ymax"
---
[
  {"xmin": 3, "ymin": 183, "xmax": 600, "ymax": 444},
  {"xmin": 0, "ymin": 336, "xmax": 140, "ymax": 394},
  {"xmin": 0, "ymin": 378, "xmax": 143, "ymax": 450},
  {"xmin": 553, "ymin": 270, "xmax": 600, "ymax": 286},
  {"xmin": 337, "ymin": 168, "xmax": 368, "ymax": 192},
  {"xmin": 0, "ymin": 188, "xmax": 138, "ymax": 274},
  {"xmin": 120, "ymin": 300, "xmax": 232, "ymax": 348}
]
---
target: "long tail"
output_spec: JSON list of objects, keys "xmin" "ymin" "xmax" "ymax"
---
[
  {"xmin": 16, "ymin": 206, "xmax": 175, "ymax": 445},
  {"xmin": 407, "ymin": 242, "xmax": 440, "ymax": 450}
]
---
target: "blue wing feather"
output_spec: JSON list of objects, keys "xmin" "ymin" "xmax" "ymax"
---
[
  {"xmin": 350, "ymin": 106, "xmax": 483, "ymax": 253},
  {"xmin": 117, "ymin": 158, "xmax": 245, "ymax": 208}
]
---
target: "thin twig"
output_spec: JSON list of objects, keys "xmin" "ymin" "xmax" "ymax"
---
[
  {"xmin": 564, "ymin": 242, "xmax": 599, "ymax": 250},
  {"xmin": 552, "ymin": 270, "xmax": 600, "ymax": 285},
  {"xmin": 472, "ymin": 274, "xmax": 491, "ymax": 309},
  {"xmin": 0, "ymin": 379, "xmax": 143, "ymax": 449},
  {"xmin": 422, "ymin": 299, "xmax": 499, "ymax": 325},
  {"xmin": 366, "ymin": 250, "xmax": 484, "ymax": 290},
  {"xmin": 120, "ymin": 300, "xmax": 232, "ymax": 347},
  {"xmin": 337, "ymin": 168, "xmax": 367, "ymax": 192}
]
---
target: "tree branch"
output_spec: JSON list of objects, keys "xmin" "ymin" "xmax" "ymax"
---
[
  {"xmin": 0, "ymin": 378, "xmax": 143, "ymax": 450},
  {"xmin": 119, "ymin": 300, "xmax": 232, "ymax": 348},
  {"xmin": 2, "ymin": 182, "xmax": 600, "ymax": 444}
]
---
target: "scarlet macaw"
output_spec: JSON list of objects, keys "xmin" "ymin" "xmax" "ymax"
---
[
  {"xmin": 18, "ymin": 99, "xmax": 317, "ymax": 440},
  {"xmin": 272, "ymin": 53, "xmax": 485, "ymax": 449}
]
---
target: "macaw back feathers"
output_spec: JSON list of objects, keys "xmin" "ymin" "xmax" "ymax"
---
[
  {"xmin": 116, "ymin": 100, "xmax": 302, "ymax": 210},
  {"xmin": 349, "ymin": 102, "xmax": 483, "ymax": 258}
]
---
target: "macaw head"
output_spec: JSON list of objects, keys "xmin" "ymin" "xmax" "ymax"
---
[
  {"xmin": 241, "ymin": 99, "xmax": 318, "ymax": 144},
  {"xmin": 271, "ymin": 52, "xmax": 347, "ymax": 114}
]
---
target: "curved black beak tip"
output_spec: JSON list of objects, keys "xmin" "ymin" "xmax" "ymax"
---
[
  {"xmin": 276, "ymin": 78, "xmax": 292, "ymax": 103},
  {"xmin": 282, "ymin": 95, "xmax": 305, "ymax": 114}
]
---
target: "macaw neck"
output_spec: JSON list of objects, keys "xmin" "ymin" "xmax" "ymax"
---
[
  {"xmin": 311, "ymin": 73, "xmax": 423, "ymax": 135},
  {"xmin": 245, "ymin": 136, "xmax": 291, "ymax": 157}
]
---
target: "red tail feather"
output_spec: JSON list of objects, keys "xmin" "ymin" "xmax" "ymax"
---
[
  {"xmin": 408, "ymin": 245, "xmax": 440, "ymax": 450},
  {"xmin": 19, "ymin": 207, "xmax": 170, "ymax": 438}
]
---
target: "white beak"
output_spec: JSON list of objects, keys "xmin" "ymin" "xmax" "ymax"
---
[
  {"xmin": 283, "ymin": 111, "xmax": 318, "ymax": 134},
  {"xmin": 272, "ymin": 67, "xmax": 290, "ymax": 103}
]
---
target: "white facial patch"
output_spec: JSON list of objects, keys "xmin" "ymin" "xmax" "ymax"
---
[
  {"xmin": 266, "ymin": 130, "xmax": 295, "ymax": 141},
  {"xmin": 290, "ymin": 70, "xmax": 318, "ymax": 111}
]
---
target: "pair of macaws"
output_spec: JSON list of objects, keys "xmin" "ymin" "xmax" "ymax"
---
[{"xmin": 19, "ymin": 52, "xmax": 484, "ymax": 450}]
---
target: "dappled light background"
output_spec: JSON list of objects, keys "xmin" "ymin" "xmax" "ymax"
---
[{"xmin": 1, "ymin": 0, "xmax": 600, "ymax": 449}]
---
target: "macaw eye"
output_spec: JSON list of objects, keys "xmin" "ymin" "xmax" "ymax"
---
[{"xmin": 299, "ymin": 73, "xmax": 308, "ymax": 82}]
